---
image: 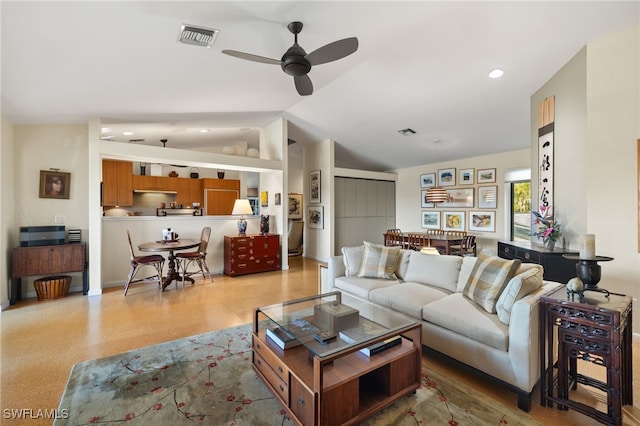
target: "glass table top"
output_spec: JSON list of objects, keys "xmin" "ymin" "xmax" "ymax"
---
[{"xmin": 256, "ymin": 291, "xmax": 416, "ymax": 358}]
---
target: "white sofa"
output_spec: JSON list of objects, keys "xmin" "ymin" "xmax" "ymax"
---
[{"xmin": 323, "ymin": 244, "xmax": 562, "ymax": 411}]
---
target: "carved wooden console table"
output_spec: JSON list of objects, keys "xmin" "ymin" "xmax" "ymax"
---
[{"xmin": 539, "ymin": 285, "xmax": 633, "ymax": 425}]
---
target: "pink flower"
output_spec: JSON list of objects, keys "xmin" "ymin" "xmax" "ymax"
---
[{"xmin": 153, "ymin": 403, "xmax": 163, "ymax": 411}]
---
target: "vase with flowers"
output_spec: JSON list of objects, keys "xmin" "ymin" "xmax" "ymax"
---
[{"xmin": 532, "ymin": 205, "xmax": 562, "ymax": 250}]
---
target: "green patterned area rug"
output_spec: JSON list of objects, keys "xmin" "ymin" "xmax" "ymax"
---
[{"xmin": 56, "ymin": 323, "xmax": 541, "ymax": 425}]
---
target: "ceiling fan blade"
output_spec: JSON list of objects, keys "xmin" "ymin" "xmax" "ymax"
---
[
  {"xmin": 306, "ymin": 37, "xmax": 358, "ymax": 66},
  {"xmin": 221, "ymin": 50, "xmax": 281, "ymax": 65},
  {"xmin": 294, "ymin": 75, "xmax": 313, "ymax": 96}
]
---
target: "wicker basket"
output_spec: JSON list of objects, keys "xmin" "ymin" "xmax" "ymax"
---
[{"xmin": 34, "ymin": 276, "xmax": 71, "ymax": 300}]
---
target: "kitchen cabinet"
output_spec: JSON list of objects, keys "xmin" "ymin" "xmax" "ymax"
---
[
  {"xmin": 188, "ymin": 178, "xmax": 203, "ymax": 206},
  {"xmin": 132, "ymin": 175, "xmax": 156, "ymax": 190},
  {"xmin": 203, "ymin": 179, "xmax": 240, "ymax": 215},
  {"xmin": 224, "ymin": 234, "xmax": 280, "ymax": 276},
  {"xmin": 102, "ymin": 160, "xmax": 133, "ymax": 206},
  {"xmin": 174, "ymin": 178, "xmax": 192, "ymax": 205}
]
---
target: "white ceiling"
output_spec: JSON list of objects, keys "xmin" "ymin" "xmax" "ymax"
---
[{"xmin": 2, "ymin": 1, "xmax": 638, "ymax": 171}]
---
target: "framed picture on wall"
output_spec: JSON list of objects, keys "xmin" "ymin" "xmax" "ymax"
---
[
  {"xmin": 477, "ymin": 168, "xmax": 496, "ymax": 183},
  {"xmin": 310, "ymin": 170, "xmax": 321, "ymax": 203},
  {"xmin": 308, "ymin": 206, "xmax": 324, "ymax": 229},
  {"xmin": 439, "ymin": 188, "xmax": 474, "ymax": 208},
  {"xmin": 469, "ymin": 211, "xmax": 496, "ymax": 232},
  {"xmin": 478, "ymin": 185, "xmax": 498, "ymax": 209},
  {"xmin": 39, "ymin": 170, "xmax": 71, "ymax": 199},
  {"xmin": 288, "ymin": 193, "xmax": 303, "ymax": 220},
  {"xmin": 442, "ymin": 211, "xmax": 465, "ymax": 231},
  {"xmin": 459, "ymin": 168, "xmax": 474, "ymax": 185},
  {"xmin": 438, "ymin": 168, "xmax": 456, "ymax": 187},
  {"xmin": 421, "ymin": 190, "xmax": 435, "ymax": 208},
  {"xmin": 420, "ymin": 173, "xmax": 436, "ymax": 188},
  {"xmin": 261, "ymin": 191, "xmax": 268, "ymax": 207},
  {"xmin": 421, "ymin": 211, "xmax": 441, "ymax": 229}
]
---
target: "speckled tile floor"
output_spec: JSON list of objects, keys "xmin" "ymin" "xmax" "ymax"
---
[{"xmin": 1, "ymin": 256, "xmax": 638, "ymax": 425}]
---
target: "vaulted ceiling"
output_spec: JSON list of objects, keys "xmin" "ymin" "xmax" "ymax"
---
[{"xmin": 2, "ymin": 1, "xmax": 638, "ymax": 171}]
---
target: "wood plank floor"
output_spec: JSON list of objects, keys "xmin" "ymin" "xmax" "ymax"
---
[{"xmin": 1, "ymin": 256, "xmax": 638, "ymax": 425}]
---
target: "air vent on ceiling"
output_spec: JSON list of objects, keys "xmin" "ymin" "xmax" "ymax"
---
[
  {"xmin": 178, "ymin": 24, "xmax": 219, "ymax": 48},
  {"xmin": 129, "ymin": 139, "xmax": 145, "ymax": 143},
  {"xmin": 398, "ymin": 128, "xmax": 416, "ymax": 136}
]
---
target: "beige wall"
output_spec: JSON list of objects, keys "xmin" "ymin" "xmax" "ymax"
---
[
  {"xmin": 1, "ymin": 116, "xmax": 16, "ymax": 308},
  {"xmin": 532, "ymin": 25, "xmax": 639, "ymax": 330},
  {"xmin": 9, "ymin": 124, "xmax": 90, "ymax": 298},
  {"xmin": 395, "ymin": 149, "xmax": 530, "ymax": 255}
]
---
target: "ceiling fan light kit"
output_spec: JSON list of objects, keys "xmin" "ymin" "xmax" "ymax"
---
[{"xmin": 222, "ymin": 21, "xmax": 358, "ymax": 96}]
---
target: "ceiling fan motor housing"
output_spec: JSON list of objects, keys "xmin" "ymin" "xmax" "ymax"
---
[{"xmin": 281, "ymin": 44, "xmax": 311, "ymax": 76}]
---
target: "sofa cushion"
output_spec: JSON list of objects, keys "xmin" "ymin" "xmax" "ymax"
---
[
  {"xmin": 422, "ymin": 293, "xmax": 509, "ymax": 351},
  {"xmin": 495, "ymin": 265, "xmax": 544, "ymax": 325},
  {"xmin": 456, "ymin": 255, "xmax": 478, "ymax": 292},
  {"xmin": 403, "ymin": 252, "xmax": 462, "ymax": 292},
  {"xmin": 342, "ymin": 245, "xmax": 364, "ymax": 277},
  {"xmin": 357, "ymin": 241, "xmax": 401, "ymax": 279},
  {"xmin": 395, "ymin": 249, "xmax": 412, "ymax": 281},
  {"xmin": 369, "ymin": 283, "xmax": 450, "ymax": 320},
  {"xmin": 334, "ymin": 276, "xmax": 400, "ymax": 300},
  {"xmin": 463, "ymin": 253, "xmax": 521, "ymax": 314}
]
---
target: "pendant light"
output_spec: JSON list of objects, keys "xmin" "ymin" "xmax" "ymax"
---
[{"xmin": 425, "ymin": 139, "xmax": 450, "ymax": 204}]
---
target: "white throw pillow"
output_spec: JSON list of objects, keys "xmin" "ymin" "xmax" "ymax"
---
[
  {"xmin": 341, "ymin": 245, "xmax": 364, "ymax": 277},
  {"xmin": 357, "ymin": 241, "xmax": 401, "ymax": 280},
  {"xmin": 404, "ymin": 251, "xmax": 462, "ymax": 292},
  {"xmin": 495, "ymin": 265, "xmax": 544, "ymax": 325}
]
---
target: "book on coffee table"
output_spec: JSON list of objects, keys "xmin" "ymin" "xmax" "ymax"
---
[
  {"xmin": 338, "ymin": 319, "xmax": 387, "ymax": 344},
  {"xmin": 266, "ymin": 326, "xmax": 301, "ymax": 350},
  {"xmin": 359, "ymin": 335, "xmax": 401, "ymax": 357}
]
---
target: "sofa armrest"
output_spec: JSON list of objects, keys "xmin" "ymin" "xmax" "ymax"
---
[
  {"xmin": 507, "ymin": 281, "xmax": 562, "ymax": 391},
  {"xmin": 324, "ymin": 255, "xmax": 346, "ymax": 294}
]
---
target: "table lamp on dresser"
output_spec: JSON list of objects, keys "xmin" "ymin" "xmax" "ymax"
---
[{"xmin": 232, "ymin": 199, "xmax": 253, "ymax": 235}]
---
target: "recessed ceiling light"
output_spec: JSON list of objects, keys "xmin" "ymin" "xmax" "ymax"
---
[
  {"xmin": 199, "ymin": 129, "xmax": 209, "ymax": 133},
  {"xmin": 398, "ymin": 128, "xmax": 416, "ymax": 136},
  {"xmin": 122, "ymin": 131, "xmax": 133, "ymax": 136},
  {"xmin": 101, "ymin": 127, "xmax": 111, "ymax": 133},
  {"xmin": 488, "ymin": 68, "xmax": 504, "ymax": 79}
]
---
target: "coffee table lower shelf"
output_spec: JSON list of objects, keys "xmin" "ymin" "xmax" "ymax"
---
[{"xmin": 252, "ymin": 324, "xmax": 421, "ymax": 426}]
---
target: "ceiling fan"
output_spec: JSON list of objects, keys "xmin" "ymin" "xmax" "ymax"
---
[{"xmin": 222, "ymin": 21, "xmax": 358, "ymax": 96}]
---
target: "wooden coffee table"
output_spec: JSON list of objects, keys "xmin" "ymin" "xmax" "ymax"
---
[{"xmin": 252, "ymin": 291, "xmax": 421, "ymax": 426}]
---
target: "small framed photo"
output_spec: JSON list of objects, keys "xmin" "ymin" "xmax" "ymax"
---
[
  {"xmin": 421, "ymin": 211, "xmax": 441, "ymax": 229},
  {"xmin": 420, "ymin": 190, "xmax": 435, "ymax": 208},
  {"xmin": 275, "ymin": 193, "xmax": 281, "ymax": 206},
  {"xmin": 477, "ymin": 168, "xmax": 496, "ymax": 183},
  {"xmin": 478, "ymin": 185, "xmax": 498, "ymax": 209},
  {"xmin": 438, "ymin": 168, "xmax": 456, "ymax": 187},
  {"xmin": 459, "ymin": 168, "xmax": 474, "ymax": 185},
  {"xmin": 443, "ymin": 211, "xmax": 465, "ymax": 231},
  {"xmin": 310, "ymin": 170, "xmax": 321, "ymax": 203},
  {"xmin": 440, "ymin": 188, "xmax": 474, "ymax": 208},
  {"xmin": 288, "ymin": 193, "xmax": 303, "ymax": 219},
  {"xmin": 308, "ymin": 206, "xmax": 324, "ymax": 229},
  {"xmin": 39, "ymin": 170, "xmax": 71, "ymax": 199},
  {"xmin": 469, "ymin": 211, "xmax": 496, "ymax": 232},
  {"xmin": 420, "ymin": 173, "xmax": 436, "ymax": 188}
]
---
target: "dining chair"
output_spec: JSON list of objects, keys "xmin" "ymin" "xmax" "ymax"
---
[
  {"xmin": 385, "ymin": 229, "xmax": 405, "ymax": 248},
  {"xmin": 425, "ymin": 229, "xmax": 445, "ymax": 236},
  {"xmin": 450, "ymin": 234, "xmax": 476, "ymax": 256},
  {"xmin": 176, "ymin": 226, "xmax": 213, "ymax": 285},
  {"xmin": 124, "ymin": 230, "xmax": 165, "ymax": 296},
  {"xmin": 407, "ymin": 232, "xmax": 430, "ymax": 251}
]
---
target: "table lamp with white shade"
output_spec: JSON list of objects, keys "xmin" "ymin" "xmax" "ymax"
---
[{"xmin": 232, "ymin": 199, "xmax": 253, "ymax": 235}]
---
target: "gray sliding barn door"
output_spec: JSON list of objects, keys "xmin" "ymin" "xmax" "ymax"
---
[{"xmin": 334, "ymin": 177, "xmax": 396, "ymax": 255}]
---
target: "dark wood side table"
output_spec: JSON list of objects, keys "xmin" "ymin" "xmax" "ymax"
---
[
  {"xmin": 498, "ymin": 241, "xmax": 578, "ymax": 283},
  {"xmin": 11, "ymin": 243, "xmax": 87, "ymax": 304},
  {"xmin": 539, "ymin": 285, "xmax": 633, "ymax": 425}
]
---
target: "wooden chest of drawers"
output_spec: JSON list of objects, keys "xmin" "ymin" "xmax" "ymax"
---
[{"xmin": 223, "ymin": 234, "xmax": 280, "ymax": 276}]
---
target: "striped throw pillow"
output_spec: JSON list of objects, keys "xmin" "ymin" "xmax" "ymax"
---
[
  {"xmin": 357, "ymin": 241, "xmax": 401, "ymax": 280},
  {"xmin": 463, "ymin": 252, "xmax": 521, "ymax": 313}
]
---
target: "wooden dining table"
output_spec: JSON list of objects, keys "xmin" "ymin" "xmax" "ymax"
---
[
  {"xmin": 383, "ymin": 232, "xmax": 465, "ymax": 255},
  {"xmin": 138, "ymin": 239, "xmax": 200, "ymax": 290}
]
